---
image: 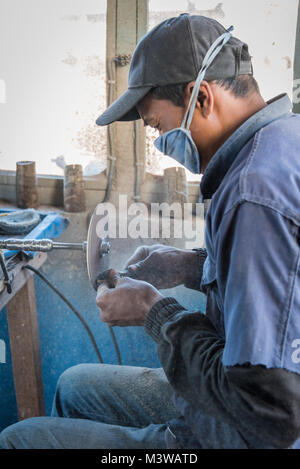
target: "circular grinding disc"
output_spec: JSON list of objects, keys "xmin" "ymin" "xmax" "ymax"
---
[{"xmin": 86, "ymin": 207, "xmax": 110, "ymax": 290}]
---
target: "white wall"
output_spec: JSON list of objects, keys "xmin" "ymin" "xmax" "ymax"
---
[
  {"xmin": 0, "ymin": 0, "xmax": 107, "ymax": 175},
  {"xmin": 0, "ymin": 0, "xmax": 298, "ymax": 176}
]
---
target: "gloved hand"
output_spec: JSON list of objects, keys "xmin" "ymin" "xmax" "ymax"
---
[
  {"xmin": 96, "ymin": 269, "xmax": 163, "ymax": 327},
  {"xmin": 123, "ymin": 243, "xmax": 200, "ymax": 290}
]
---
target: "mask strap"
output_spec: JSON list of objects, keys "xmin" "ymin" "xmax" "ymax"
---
[{"xmin": 181, "ymin": 26, "xmax": 234, "ymax": 130}]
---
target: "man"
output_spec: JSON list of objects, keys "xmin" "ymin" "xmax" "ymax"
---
[{"xmin": 1, "ymin": 14, "xmax": 300, "ymax": 449}]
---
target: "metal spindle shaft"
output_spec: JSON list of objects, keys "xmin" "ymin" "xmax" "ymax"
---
[
  {"xmin": 51, "ymin": 241, "xmax": 87, "ymax": 251},
  {"xmin": 0, "ymin": 239, "xmax": 86, "ymax": 253},
  {"xmin": 0, "ymin": 238, "xmax": 110, "ymax": 256}
]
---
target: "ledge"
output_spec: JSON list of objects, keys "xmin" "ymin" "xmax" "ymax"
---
[
  {"xmin": 0, "ymin": 169, "xmax": 107, "ymax": 190},
  {"xmin": 0, "ymin": 169, "xmax": 201, "ymax": 208}
]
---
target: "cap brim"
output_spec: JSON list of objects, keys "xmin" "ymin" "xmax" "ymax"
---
[{"xmin": 95, "ymin": 86, "xmax": 152, "ymax": 126}]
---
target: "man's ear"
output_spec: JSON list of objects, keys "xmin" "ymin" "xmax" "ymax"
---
[
  {"xmin": 184, "ymin": 81, "xmax": 214, "ymax": 118},
  {"xmin": 197, "ymin": 81, "xmax": 214, "ymax": 118},
  {"xmin": 184, "ymin": 81, "xmax": 196, "ymax": 102}
]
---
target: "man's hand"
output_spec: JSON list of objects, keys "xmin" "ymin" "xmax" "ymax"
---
[
  {"xmin": 124, "ymin": 244, "xmax": 199, "ymax": 289},
  {"xmin": 96, "ymin": 269, "xmax": 163, "ymax": 327}
]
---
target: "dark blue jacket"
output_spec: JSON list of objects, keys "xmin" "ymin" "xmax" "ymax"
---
[{"xmin": 145, "ymin": 94, "xmax": 300, "ymax": 449}]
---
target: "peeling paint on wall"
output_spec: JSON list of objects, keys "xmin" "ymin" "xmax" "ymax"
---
[
  {"xmin": 86, "ymin": 14, "xmax": 104, "ymax": 23},
  {"xmin": 72, "ymin": 121, "xmax": 106, "ymax": 156},
  {"xmin": 84, "ymin": 55, "xmax": 103, "ymax": 77},
  {"xmin": 60, "ymin": 14, "xmax": 105, "ymax": 23},
  {"xmin": 150, "ymin": 1, "xmax": 225, "ymax": 26},
  {"xmin": 61, "ymin": 51, "xmax": 78, "ymax": 66},
  {"xmin": 60, "ymin": 14, "xmax": 81, "ymax": 22},
  {"xmin": 191, "ymin": 2, "xmax": 225, "ymax": 19},
  {"xmin": 282, "ymin": 56, "xmax": 292, "ymax": 69}
]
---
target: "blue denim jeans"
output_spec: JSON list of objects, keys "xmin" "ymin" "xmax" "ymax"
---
[{"xmin": 0, "ymin": 364, "xmax": 180, "ymax": 449}]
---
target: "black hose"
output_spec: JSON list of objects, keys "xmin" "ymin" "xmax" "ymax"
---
[
  {"xmin": 23, "ymin": 264, "xmax": 104, "ymax": 364},
  {"xmin": 108, "ymin": 326, "xmax": 122, "ymax": 366}
]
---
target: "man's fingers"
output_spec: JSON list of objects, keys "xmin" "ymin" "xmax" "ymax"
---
[
  {"xmin": 96, "ymin": 268, "xmax": 121, "ymax": 289},
  {"xmin": 106, "ymin": 268, "xmax": 121, "ymax": 288},
  {"xmin": 123, "ymin": 246, "xmax": 149, "ymax": 269},
  {"xmin": 127, "ymin": 256, "xmax": 158, "ymax": 283},
  {"xmin": 127, "ymin": 259, "xmax": 147, "ymax": 277},
  {"xmin": 96, "ymin": 283, "xmax": 110, "ymax": 297},
  {"xmin": 96, "ymin": 269, "xmax": 120, "ymax": 307},
  {"xmin": 96, "ymin": 282, "xmax": 110, "ymax": 310}
]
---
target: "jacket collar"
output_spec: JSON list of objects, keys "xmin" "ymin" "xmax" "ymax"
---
[{"xmin": 200, "ymin": 93, "xmax": 293, "ymax": 200}]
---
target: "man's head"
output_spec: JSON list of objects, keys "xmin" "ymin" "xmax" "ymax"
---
[
  {"xmin": 96, "ymin": 14, "xmax": 265, "ymax": 172},
  {"xmin": 137, "ymin": 74, "xmax": 264, "ymax": 172}
]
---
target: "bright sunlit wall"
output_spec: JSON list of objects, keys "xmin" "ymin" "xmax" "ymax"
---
[
  {"xmin": 0, "ymin": 0, "xmax": 107, "ymax": 175},
  {"xmin": 0, "ymin": 0, "xmax": 299, "ymax": 177}
]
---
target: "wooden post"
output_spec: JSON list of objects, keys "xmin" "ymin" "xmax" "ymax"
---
[
  {"xmin": 293, "ymin": 2, "xmax": 300, "ymax": 114},
  {"xmin": 16, "ymin": 161, "xmax": 39, "ymax": 209},
  {"xmin": 63, "ymin": 164, "xmax": 86, "ymax": 212},
  {"xmin": 106, "ymin": 0, "xmax": 147, "ymax": 205},
  {"xmin": 6, "ymin": 275, "xmax": 45, "ymax": 420}
]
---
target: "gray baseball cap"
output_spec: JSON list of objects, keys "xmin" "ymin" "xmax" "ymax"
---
[{"xmin": 96, "ymin": 14, "xmax": 253, "ymax": 126}]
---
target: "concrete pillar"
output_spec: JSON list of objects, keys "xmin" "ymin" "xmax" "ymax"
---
[
  {"xmin": 164, "ymin": 167, "xmax": 189, "ymax": 206},
  {"xmin": 106, "ymin": 0, "xmax": 147, "ymax": 205},
  {"xmin": 293, "ymin": 1, "xmax": 300, "ymax": 114}
]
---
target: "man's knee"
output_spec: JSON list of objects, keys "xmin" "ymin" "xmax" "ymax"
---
[
  {"xmin": 55, "ymin": 363, "xmax": 115, "ymax": 397},
  {"xmin": 0, "ymin": 425, "xmax": 13, "ymax": 448},
  {"xmin": 56, "ymin": 364, "xmax": 87, "ymax": 395},
  {"xmin": 52, "ymin": 364, "xmax": 93, "ymax": 416},
  {"xmin": 0, "ymin": 418, "xmax": 43, "ymax": 449},
  {"xmin": 52, "ymin": 363, "xmax": 119, "ymax": 417}
]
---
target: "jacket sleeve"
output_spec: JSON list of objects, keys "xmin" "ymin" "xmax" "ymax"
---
[
  {"xmin": 145, "ymin": 202, "xmax": 300, "ymax": 448},
  {"xmin": 145, "ymin": 299, "xmax": 300, "ymax": 448},
  {"xmin": 183, "ymin": 248, "xmax": 207, "ymax": 291}
]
